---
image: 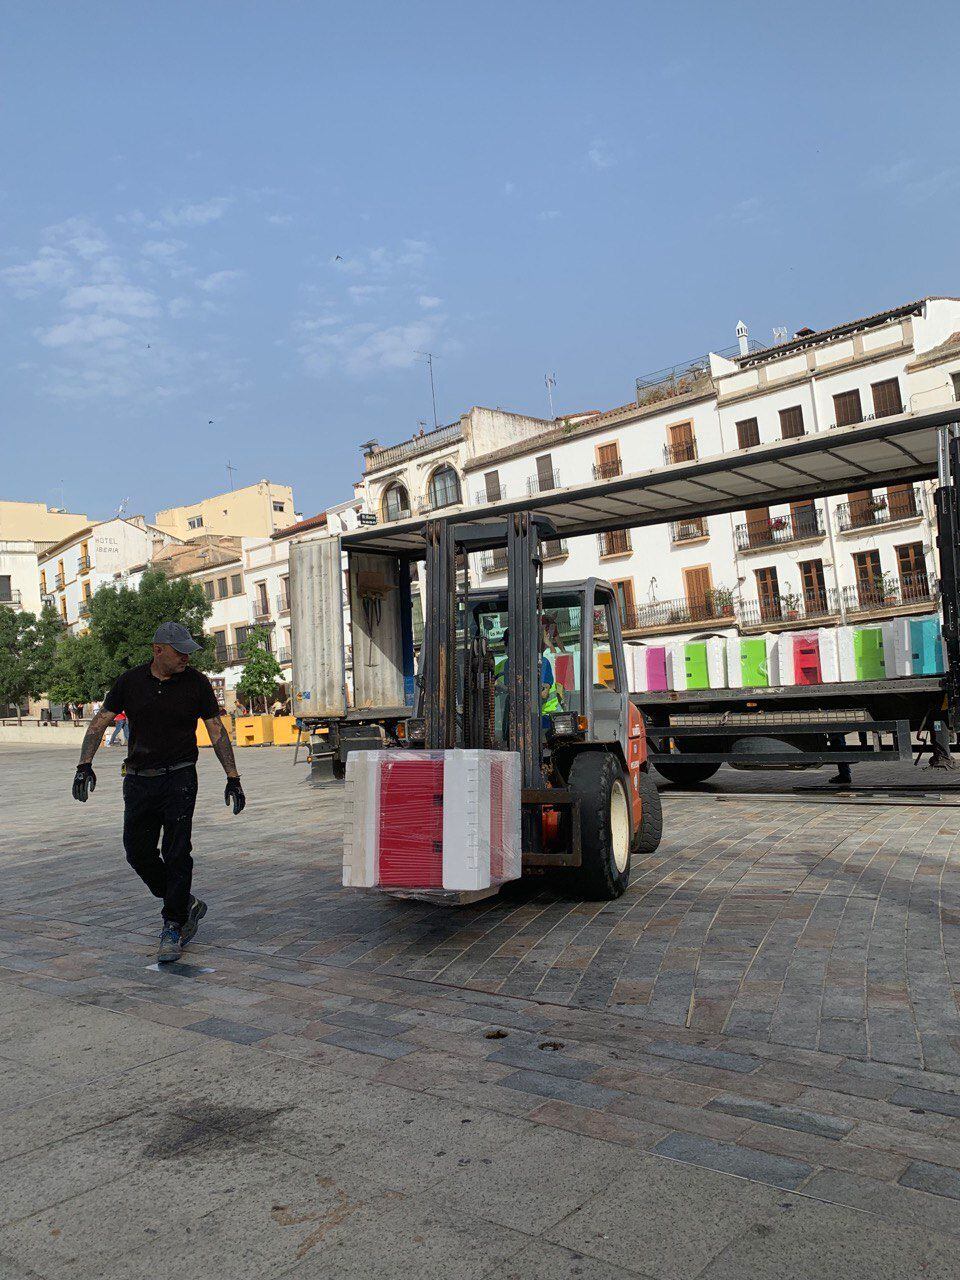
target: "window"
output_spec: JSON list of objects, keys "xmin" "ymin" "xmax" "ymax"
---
[
  {"xmin": 0, "ymin": 575, "xmax": 11, "ymax": 602},
  {"xmin": 779, "ymin": 406, "xmax": 805, "ymax": 439},
  {"xmin": 272, "ymin": 501, "xmax": 286, "ymax": 513},
  {"xmin": 599, "ymin": 529, "xmax": 631, "ymax": 557},
  {"xmin": 535, "ymin": 454, "xmax": 556, "ymax": 491},
  {"xmin": 204, "ymin": 580, "xmax": 215, "ymax": 601},
  {"xmin": 952, "ymin": 371, "xmax": 960, "ymax": 402},
  {"xmin": 235, "ymin": 625, "xmax": 250, "ymax": 651},
  {"xmin": 833, "ymin": 389, "xmax": 863, "ymax": 427},
  {"xmin": 484, "ymin": 471, "xmax": 502, "ymax": 502},
  {"xmin": 82, "ymin": 581, "xmax": 91, "ymax": 601},
  {"xmin": 745, "ymin": 506, "xmax": 772, "ymax": 548},
  {"xmin": 852, "ymin": 549, "xmax": 882, "ymax": 606},
  {"xmin": 382, "ymin": 482, "xmax": 410, "ymax": 522},
  {"xmin": 217, "ymin": 577, "xmax": 228, "ymax": 599},
  {"xmin": 541, "ymin": 538, "xmax": 567, "ymax": 561},
  {"xmin": 871, "ymin": 378, "xmax": 903, "ymax": 418},
  {"xmin": 188, "ymin": 515, "xmax": 204, "ymax": 530},
  {"xmin": 887, "ymin": 484, "xmax": 918, "ymax": 521},
  {"xmin": 231, "ymin": 573, "xmax": 242, "ymax": 594},
  {"xmin": 214, "ymin": 630, "xmax": 228, "ymax": 661},
  {"xmin": 800, "ymin": 559, "xmax": 828, "ymax": 614},
  {"xmin": 280, "ymin": 575, "xmax": 290, "ymax": 610},
  {"xmin": 666, "ymin": 421, "xmax": 696, "ymax": 464},
  {"xmin": 736, "ymin": 418, "xmax": 760, "ymax": 449},
  {"xmin": 256, "ymin": 582, "xmax": 269, "ymax": 616},
  {"xmin": 683, "ymin": 565, "xmax": 713, "ymax": 620},
  {"xmin": 428, "ymin": 466, "xmax": 461, "ymax": 509},
  {"xmin": 846, "ymin": 489, "xmax": 874, "ymax": 528},
  {"xmin": 40, "ymin": 570, "xmax": 46, "ymax": 594},
  {"xmin": 57, "ymin": 559, "xmax": 64, "ymax": 586},
  {"xmin": 755, "ymin": 566, "xmax": 781, "ymax": 622},
  {"xmin": 896, "ymin": 542, "xmax": 929, "ymax": 600},
  {"xmin": 60, "ymin": 597, "xmax": 67, "ymax": 619},
  {"xmin": 594, "ymin": 442, "xmax": 622, "ymax": 480},
  {"xmin": 672, "ymin": 516, "xmax": 707, "ymax": 542},
  {"xmin": 612, "ymin": 579, "xmax": 636, "ymax": 630},
  {"xmin": 790, "ymin": 500, "xmax": 819, "ymax": 538}
]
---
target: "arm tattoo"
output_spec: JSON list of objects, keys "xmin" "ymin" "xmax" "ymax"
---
[
  {"xmin": 78, "ymin": 709, "xmax": 116, "ymax": 765},
  {"xmin": 206, "ymin": 717, "xmax": 239, "ymax": 777}
]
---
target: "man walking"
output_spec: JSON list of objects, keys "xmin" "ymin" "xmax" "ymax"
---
[{"xmin": 71, "ymin": 621, "xmax": 246, "ymax": 964}]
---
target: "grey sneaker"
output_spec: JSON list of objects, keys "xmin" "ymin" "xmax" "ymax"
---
[
  {"xmin": 180, "ymin": 897, "xmax": 207, "ymax": 948},
  {"xmin": 158, "ymin": 921, "xmax": 183, "ymax": 964}
]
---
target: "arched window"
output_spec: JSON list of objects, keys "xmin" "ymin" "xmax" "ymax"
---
[
  {"xmin": 382, "ymin": 482, "xmax": 410, "ymax": 522},
  {"xmin": 428, "ymin": 465, "xmax": 461, "ymax": 510}
]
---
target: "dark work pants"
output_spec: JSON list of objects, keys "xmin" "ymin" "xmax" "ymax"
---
[{"xmin": 122, "ymin": 767, "xmax": 198, "ymax": 926}]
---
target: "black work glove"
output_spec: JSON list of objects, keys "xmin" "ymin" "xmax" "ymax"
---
[
  {"xmin": 224, "ymin": 776, "xmax": 246, "ymax": 815},
  {"xmin": 72, "ymin": 763, "xmax": 97, "ymax": 803}
]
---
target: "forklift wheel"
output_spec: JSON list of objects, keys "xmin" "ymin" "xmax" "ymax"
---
[
  {"xmin": 634, "ymin": 769, "xmax": 663, "ymax": 855},
  {"xmin": 568, "ymin": 752, "xmax": 631, "ymax": 900}
]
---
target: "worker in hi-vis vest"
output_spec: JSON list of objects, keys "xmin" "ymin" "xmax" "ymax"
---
[{"xmin": 496, "ymin": 629, "xmax": 565, "ymax": 736}]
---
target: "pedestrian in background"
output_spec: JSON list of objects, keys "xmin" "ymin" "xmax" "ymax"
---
[{"xmin": 108, "ymin": 711, "xmax": 129, "ymax": 746}]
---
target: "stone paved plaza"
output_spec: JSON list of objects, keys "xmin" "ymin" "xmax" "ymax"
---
[{"xmin": 4, "ymin": 743, "xmax": 960, "ymax": 1277}]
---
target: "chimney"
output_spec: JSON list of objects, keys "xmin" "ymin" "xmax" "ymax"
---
[{"xmin": 736, "ymin": 321, "xmax": 749, "ymax": 357}]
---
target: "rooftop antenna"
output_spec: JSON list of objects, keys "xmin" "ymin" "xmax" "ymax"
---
[
  {"xmin": 773, "ymin": 326, "xmax": 789, "ymax": 343},
  {"xmin": 226, "ymin": 460, "xmax": 238, "ymax": 490},
  {"xmin": 58, "ymin": 479, "xmax": 64, "ymax": 510},
  {"xmin": 545, "ymin": 372, "xmax": 557, "ymax": 419},
  {"xmin": 116, "ymin": 496, "xmax": 130, "ymax": 518},
  {"xmin": 414, "ymin": 350, "xmax": 439, "ymax": 430}
]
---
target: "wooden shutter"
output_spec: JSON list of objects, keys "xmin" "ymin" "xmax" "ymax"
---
[
  {"xmin": 536, "ymin": 454, "xmax": 554, "ymax": 489},
  {"xmin": 614, "ymin": 579, "xmax": 636, "ymax": 627},
  {"xmin": 736, "ymin": 418, "xmax": 760, "ymax": 449},
  {"xmin": 668, "ymin": 421, "xmax": 696, "ymax": 462},
  {"xmin": 886, "ymin": 484, "xmax": 916, "ymax": 520},
  {"xmin": 779, "ymin": 406, "xmax": 805, "ymax": 438},
  {"xmin": 847, "ymin": 489, "xmax": 874, "ymax": 528},
  {"xmin": 790, "ymin": 500, "xmax": 817, "ymax": 537},
  {"xmin": 799, "ymin": 559, "xmax": 827, "ymax": 612},
  {"xmin": 895, "ymin": 542, "xmax": 928, "ymax": 599},
  {"xmin": 754, "ymin": 566, "xmax": 781, "ymax": 622},
  {"xmin": 872, "ymin": 378, "xmax": 903, "ymax": 418},
  {"xmin": 853, "ymin": 550, "xmax": 882, "ymax": 605},
  {"xmin": 595, "ymin": 442, "xmax": 621, "ymax": 478},
  {"xmin": 745, "ymin": 505, "xmax": 771, "ymax": 547},
  {"xmin": 833, "ymin": 389, "xmax": 863, "ymax": 427},
  {"xmin": 484, "ymin": 471, "xmax": 501, "ymax": 502},
  {"xmin": 683, "ymin": 565, "xmax": 713, "ymax": 619}
]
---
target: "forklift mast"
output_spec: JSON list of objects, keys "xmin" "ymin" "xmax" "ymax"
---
[{"xmin": 935, "ymin": 423, "xmax": 960, "ymax": 726}]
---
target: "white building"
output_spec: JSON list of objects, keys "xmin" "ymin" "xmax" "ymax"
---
[
  {"xmin": 38, "ymin": 517, "xmax": 180, "ymax": 632},
  {"xmin": 0, "ymin": 542, "xmax": 44, "ymax": 615}
]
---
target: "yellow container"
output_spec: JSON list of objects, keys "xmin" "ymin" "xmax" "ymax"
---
[
  {"xmin": 196, "ymin": 714, "xmax": 233, "ymax": 748},
  {"xmin": 235, "ymin": 715, "xmax": 275, "ymax": 746},
  {"xmin": 271, "ymin": 715, "xmax": 301, "ymax": 746}
]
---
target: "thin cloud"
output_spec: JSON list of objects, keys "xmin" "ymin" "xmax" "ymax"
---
[
  {"xmin": 419, "ymin": 295, "xmax": 442, "ymax": 309},
  {"xmin": 266, "ymin": 212, "xmax": 294, "ymax": 226},
  {"xmin": 537, "ymin": 210, "xmax": 561, "ymax": 221},
  {"xmin": 196, "ymin": 269, "xmax": 243, "ymax": 293},
  {"xmin": 730, "ymin": 196, "xmax": 763, "ymax": 226},
  {"xmin": 158, "ymin": 197, "xmax": 232, "ymax": 228},
  {"xmin": 297, "ymin": 316, "xmax": 442, "ymax": 378},
  {"xmin": 39, "ymin": 315, "xmax": 132, "ymax": 348},
  {"xmin": 587, "ymin": 139, "xmax": 616, "ymax": 170},
  {"xmin": 141, "ymin": 239, "xmax": 185, "ymax": 258}
]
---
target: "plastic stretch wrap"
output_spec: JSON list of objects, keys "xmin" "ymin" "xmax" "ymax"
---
[{"xmin": 343, "ymin": 750, "xmax": 522, "ymax": 893}]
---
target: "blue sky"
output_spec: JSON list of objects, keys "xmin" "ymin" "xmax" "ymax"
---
[{"xmin": 2, "ymin": 1, "xmax": 958, "ymax": 522}]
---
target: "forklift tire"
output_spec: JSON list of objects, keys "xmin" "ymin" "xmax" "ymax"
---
[
  {"xmin": 634, "ymin": 769, "xmax": 663, "ymax": 855},
  {"xmin": 652, "ymin": 760, "xmax": 720, "ymax": 785},
  {"xmin": 569, "ymin": 752, "xmax": 631, "ymax": 900},
  {"xmin": 331, "ymin": 757, "xmax": 346, "ymax": 780}
]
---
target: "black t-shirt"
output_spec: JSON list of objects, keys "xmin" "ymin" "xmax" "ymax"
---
[{"xmin": 103, "ymin": 662, "xmax": 219, "ymax": 769}]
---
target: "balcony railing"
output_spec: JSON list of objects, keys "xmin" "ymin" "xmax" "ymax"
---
[
  {"xmin": 252, "ymin": 603, "xmax": 271, "ymax": 622},
  {"xmin": 541, "ymin": 538, "xmax": 568, "ymax": 561},
  {"xmin": 843, "ymin": 573, "xmax": 937, "ymax": 615},
  {"xmin": 738, "ymin": 589, "xmax": 840, "ymax": 627},
  {"xmin": 671, "ymin": 517, "xmax": 708, "ymax": 543},
  {"xmin": 0, "ymin": 590, "xmax": 23, "ymax": 609},
  {"xmin": 734, "ymin": 507, "xmax": 825, "ymax": 551},
  {"xmin": 597, "ymin": 530, "xmax": 632, "ymax": 557},
  {"xmin": 663, "ymin": 439, "xmax": 698, "ymax": 466},
  {"xmin": 625, "ymin": 594, "xmax": 733, "ymax": 631},
  {"xmin": 592, "ymin": 458, "xmax": 622, "ymax": 481},
  {"xmin": 835, "ymin": 487, "xmax": 922, "ymax": 532},
  {"xmin": 364, "ymin": 423, "xmax": 463, "ymax": 472},
  {"xmin": 277, "ymin": 646, "xmax": 292, "ymax": 664},
  {"xmin": 527, "ymin": 470, "xmax": 562, "ymax": 494},
  {"xmin": 77, "ymin": 555, "xmax": 91, "ymax": 573},
  {"xmin": 277, "ymin": 592, "xmax": 290, "ymax": 615},
  {"xmin": 78, "ymin": 600, "xmax": 91, "ymax": 618},
  {"xmin": 481, "ymin": 549, "xmax": 509, "ymax": 574},
  {"xmin": 473, "ymin": 486, "xmax": 507, "ymax": 505},
  {"xmin": 55, "ymin": 574, "xmax": 65, "ymax": 590}
]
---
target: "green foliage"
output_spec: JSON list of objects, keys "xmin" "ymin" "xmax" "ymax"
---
[
  {"xmin": 236, "ymin": 626, "xmax": 283, "ymax": 710},
  {"xmin": 89, "ymin": 569, "xmax": 215, "ymax": 684},
  {"xmin": 47, "ymin": 633, "xmax": 112, "ymax": 705},
  {"xmin": 0, "ymin": 605, "xmax": 66, "ymax": 713},
  {"xmin": 27, "ymin": 605, "xmax": 65, "ymax": 697}
]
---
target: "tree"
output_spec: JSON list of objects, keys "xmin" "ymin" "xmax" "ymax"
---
[
  {"xmin": 0, "ymin": 609, "xmax": 37, "ymax": 716},
  {"xmin": 25, "ymin": 605, "xmax": 65, "ymax": 698},
  {"xmin": 47, "ymin": 633, "xmax": 113, "ymax": 706},
  {"xmin": 236, "ymin": 627, "xmax": 283, "ymax": 712},
  {"xmin": 87, "ymin": 569, "xmax": 216, "ymax": 687}
]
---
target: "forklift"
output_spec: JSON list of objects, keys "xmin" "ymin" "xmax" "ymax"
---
[{"xmin": 398, "ymin": 509, "xmax": 663, "ymax": 898}]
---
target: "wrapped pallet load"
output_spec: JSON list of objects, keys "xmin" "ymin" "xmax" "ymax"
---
[
  {"xmin": 623, "ymin": 643, "xmax": 647, "ymax": 692},
  {"xmin": 706, "ymin": 636, "xmax": 727, "ymax": 689},
  {"xmin": 342, "ymin": 750, "xmax": 522, "ymax": 899},
  {"xmin": 726, "ymin": 634, "xmax": 775, "ymax": 689}
]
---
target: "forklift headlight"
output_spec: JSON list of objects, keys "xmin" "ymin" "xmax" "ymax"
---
[
  {"xmin": 550, "ymin": 712, "xmax": 585, "ymax": 738},
  {"xmin": 405, "ymin": 717, "xmax": 427, "ymax": 742}
]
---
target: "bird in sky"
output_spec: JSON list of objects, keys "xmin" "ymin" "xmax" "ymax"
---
[{"xmin": 334, "ymin": 254, "xmax": 343, "ymax": 262}]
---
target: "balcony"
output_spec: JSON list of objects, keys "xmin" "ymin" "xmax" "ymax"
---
[
  {"xmin": 473, "ymin": 485, "xmax": 507, "ymax": 506},
  {"xmin": 0, "ymin": 590, "xmax": 23, "ymax": 610},
  {"xmin": 78, "ymin": 600, "xmax": 91, "ymax": 618},
  {"xmin": 842, "ymin": 573, "xmax": 937, "ymax": 616},
  {"xmin": 597, "ymin": 530, "xmax": 632, "ymax": 558},
  {"xmin": 625, "ymin": 594, "xmax": 733, "ymax": 633},
  {"xmin": 277, "ymin": 646, "xmax": 292, "ymax": 664},
  {"xmin": 77, "ymin": 554, "xmax": 91, "ymax": 573},
  {"xmin": 481, "ymin": 549, "xmax": 509, "ymax": 574},
  {"xmin": 277, "ymin": 592, "xmax": 291, "ymax": 616},
  {"xmin": 541, "ymin": 538, "xmax": 568, "ymax": 561},
  {"xmin": 734, "ymin": 507, "xmax": 825, "ymax": 552},
  {"xmin": 55, "ymin": 574, "xmax": 65, "ymax": 590},
  {"xmin": 663, "ymin": 439, "xmax": 698, "ymax": 466},
  {"xmin": 739, "ymin": 589, "xmax": 840, "ymax": 629},
  {"xmin": 592, "ymin": 458, "xmax": 622, "ymax": 481},
  {"xmin": 252, "ymin": 603, "xmax": 271, "ymax": 623},
  {"xmin": 364, "ymin": 423, "xmax": 463, "ymax": 472},
  {"xmin": 527, "ymin": 470, "xmax": 562, "ymax": 495},
  {"xmin": 835, "ymin": 487, "xmax": 922, "ymax": 532},
  {"xmin": 214, "ymin": 644, "xmax": 242, "ymax": 666},
  {"xmin": 671, "ymin": 517, "xmax": 708, "ymax": 544}
]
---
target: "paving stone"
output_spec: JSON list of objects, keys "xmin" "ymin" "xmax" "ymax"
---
[
  {"xmin": 313, "ymin": 1025, "xmax": 417, "ymax": 1059},
  {"xmin": 706, "ymin": 1093, "xmax": 855, "ymax": 1140},
  {"xmin": 900, "ymin": 1160, "xmax": 960, "ymax": 1201},
  {"xmin": 653, "ymin": 1131, "xmax": 812, "ymax": 1190},
  {"xmin": 892, "ymin": 1086, "xmax": 960, "ymax": 1120},
  {"xmin": 644, "ymin": 1039, "xmax": 760, "ymax": 1074},
  {"xmin": 802, "ymin": 1169, "xmax": 960, "ymax": 1239},
  {"xmin": 498, "ymin": 1069, "xmax": 624, "ymax": 1110},
  {"xmin": 486, "ymin": 1043, "xmax": 599, "ymax": 1079},
  {"xmin": 188, "ymin": 1015, "xmax": 273, "ymax": 1045}
]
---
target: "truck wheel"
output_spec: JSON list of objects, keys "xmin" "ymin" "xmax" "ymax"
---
[
  {"xmin": 634, "ymin": 769, "xmax": 663, "ymax": 854},
  {"xmin": 331, "ymin": 757, "xmax": 346, "ymax": 780},
  {"xmin": 653, "ymin": 760, "xmax": 720, "ymax": 785},
  {"xmin": 569, "ymin": 752, "xmax": 631, "ymax": 900}
]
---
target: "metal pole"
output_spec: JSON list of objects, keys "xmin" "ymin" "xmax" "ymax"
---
[{"xmin": 807, "ymin": 374, "xmax": 847, "ymax": 624}]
